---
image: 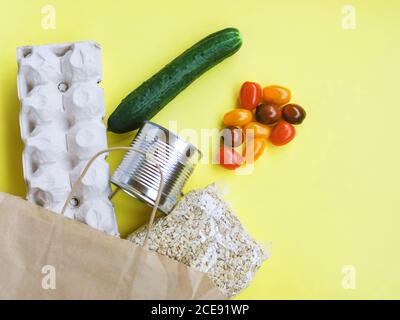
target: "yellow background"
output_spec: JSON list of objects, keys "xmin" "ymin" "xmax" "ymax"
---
[{"xmin": 0, "ymin": 0, "xmax": 399, "ymax": 299}]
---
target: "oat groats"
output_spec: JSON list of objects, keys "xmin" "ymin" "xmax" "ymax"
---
[{"xmin": 128, "ymin": 183, "xmax": 267, "ymax": 297}]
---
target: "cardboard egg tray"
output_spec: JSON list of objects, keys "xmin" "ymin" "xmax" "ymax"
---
[{"xmin": 16, "ymin": 41, "xmax": 118, "ymax": 236}]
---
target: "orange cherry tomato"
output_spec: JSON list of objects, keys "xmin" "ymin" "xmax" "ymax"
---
[
  {"xmin": 242, "ymin": 138, "xmax": 267, "ymax": 163},
  {"xmin": 239, "ymin": 81, "xmax": 262, "ymax": 110},
  {"xmin": 218, "ymin": 147, "xmax": 243, "ymax": 170},
  {"xmin": 269, "ymin": 120, "xmax": 296, "ymax": 146},
  {"xmin": 263, "ymin": 85, "xmax": 291, "ymax": 105},
  {"xmin": 223, "ymin": 109, "xmax": 252, "ymax": 127},
  {"xmin": 243, "ymin": 122, "xmax": 271, "ymax": 139}
]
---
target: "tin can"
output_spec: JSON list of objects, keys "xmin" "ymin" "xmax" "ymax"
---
[{"xmin": 110, "ymin": 121, "xmax": 202, "ymax": 214}]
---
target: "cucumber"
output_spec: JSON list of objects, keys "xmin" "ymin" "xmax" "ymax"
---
[{"xmin": 107, "ymin": 28, "xmax": 242, "ymax": 133}]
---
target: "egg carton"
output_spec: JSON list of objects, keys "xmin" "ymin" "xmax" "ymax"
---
[{"xmin": 16, "ymin": 41, "xmax": 119, "ymax": 236}]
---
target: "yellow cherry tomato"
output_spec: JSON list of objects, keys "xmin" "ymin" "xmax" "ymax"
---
[
  {"xmin": 223, "ymin": 109, "xmax": 252, "ymax": 127},
  {"xmin": 243, "ymin": 121, "xmax": 271, "ymax": 139},
  {"xmin": 263, "ymin": 85, "xmax": 291, "ymax": 105},
  {"xmin": 242, "ymin": 138, "xmax": 267, "ymax": 163}
]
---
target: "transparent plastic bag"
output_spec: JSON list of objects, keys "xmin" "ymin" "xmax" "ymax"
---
[{"xmin": 128, "ymin": 183, "xmax": 267, "ymax": 297}]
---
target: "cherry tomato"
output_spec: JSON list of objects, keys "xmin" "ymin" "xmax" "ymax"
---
[
  {"xmin": 218, "ymin": 147, "xmax": 243, "ymax": 170},
  {"xmin": 255, "ymin": 103, "xmax": 281, "ymax": 125},
  {"xmin": 221, "ymin": 126, "xmax": 244, "ymax": 148},
  {"xmin": 269, "ymin": 120, "xmax": 296, "ymax": 146},
  {"xmin": 242, "ymin": 138, "xmax": 267, "ymax": 163},
  {"xmin": 282, "ymin": 104, "xmax": 306, "ymax": 125},
  {"xmin": 223, "ymin": 109, "xmax": 252, "ymax": 127},
  {"xmin": 243, "ymin": 122, "xmax": 271, "ymax": 139},
  {"xmin": 239, "ymin": 81, "xmax": 262, "ymax": 110},
  {"xmin": 263, "ymin": 85, "xmax": 291, "ymax": 105}
]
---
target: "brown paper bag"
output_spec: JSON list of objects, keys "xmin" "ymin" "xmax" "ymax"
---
[
  {"xmin": 0, "ymin": 192, "xmax": 225, "ymax": 299},
  {"xmin": 0, "ymin": 147, "xmax": 225, "ymax": 299}
]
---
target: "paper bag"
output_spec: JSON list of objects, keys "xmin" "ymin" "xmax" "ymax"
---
[{"xmin": 0, "ymin": 192, "xmax": 225, "ymax": 299}]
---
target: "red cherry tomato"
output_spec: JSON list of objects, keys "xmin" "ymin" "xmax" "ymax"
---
[
  {"xmin": 218, "ymin": 147, "xmax": 243, "ymax": 170},
  {"xmin": 239, "ymin": 81, "xmax": 262, "ymax": 110},
  {"xmin": 269, "ymin": 121, "xmax": 296, "ymax": 146}
]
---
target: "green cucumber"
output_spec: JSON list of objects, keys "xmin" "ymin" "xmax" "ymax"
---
[{"xmin": 108, "ymin": 27, "xmax": 242, "ymax": 133}]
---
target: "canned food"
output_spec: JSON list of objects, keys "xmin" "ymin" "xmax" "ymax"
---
[{"xmin": 111, "ymin": 121, "xmax": 202, "ymax": 214}]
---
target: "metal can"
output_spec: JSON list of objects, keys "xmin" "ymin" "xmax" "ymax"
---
[{"xmin": 110, "ymin": 121, "xmax": 202, "ymax": 214}]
